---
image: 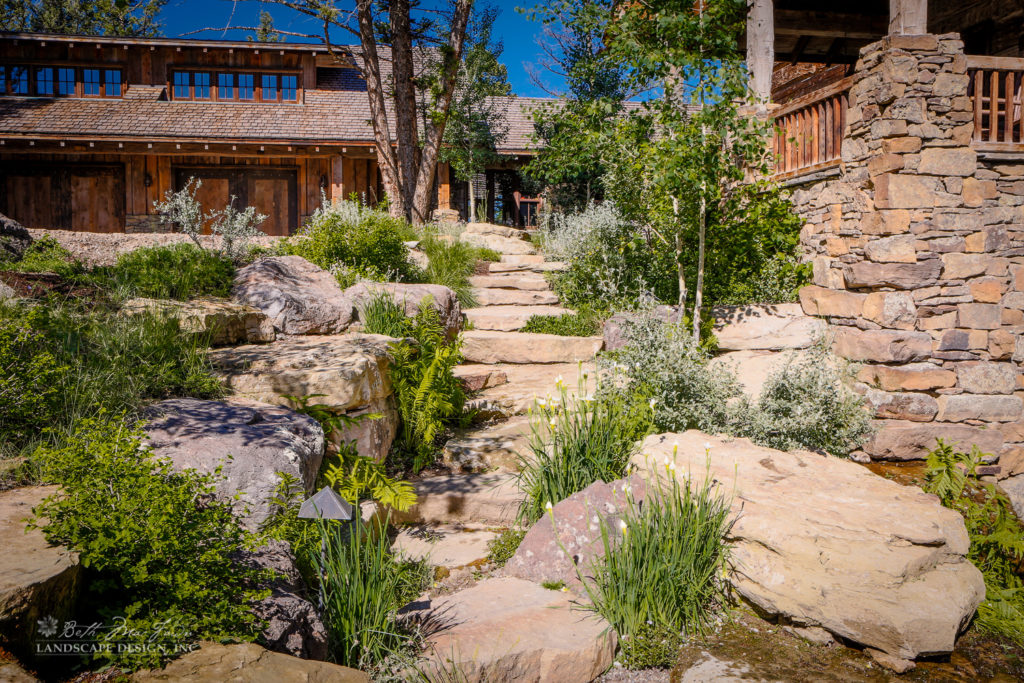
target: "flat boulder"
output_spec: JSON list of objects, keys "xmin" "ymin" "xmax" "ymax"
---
[
  {"xmin": 400, "ymin": 577, "xmax": 616, "ymax": 683},
  {"xmin": 121, "ymin": 297, "xmax": 275, "ymax": 346},
  {"xmin": 460, "ymin": 232, "xmax": 537, "ymax": 255},
  {"xmin": 232, "ymin": 255, "xmax": 354, "ymax": 335},
  {"xmin": 712, "ymin": 303, "xmax": 826, "ymax": 351},
  {"xmin": 344, "ymin": 281, "xmax": 462, "ymax": 338},
  {"xmin": 143, "ymin": 399, "xmax": 325, "ymax": 529},
  {"xmin": 391, "ymin": 472, "xmax": 523, "ymax": 526},
  {"xmin": 636, "ymin": 431, "xmax": 985, "ymax": 663},
  {"xmin": 132, "ymin": 642, "xmax": 367, "ymax": 682},
  {"xmin": 0, "ymin": 487, "xmax": 81, "ymax": 662},
  {"xmin": 462, "ymin": 331, "xmax": 603, "ymax": 364},
  {"xmin": 442, "ymin": 416, "xmax": 531, "ymax": 473}
]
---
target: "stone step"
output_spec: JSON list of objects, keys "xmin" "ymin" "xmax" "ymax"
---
[
  {"xmin": 460, "ymin": 232, "xmax": 536, "ymax": 256},
  {"xmin": 391, "ymin": 524, "xmax": 498, "ymax": 570},
  {"xmin": 468, "ymin": 274, "xmax": 551, "ymax": 291},
  {"xmin": 462, "ymin": 331, "xmax": 603, "ymax": 364},
  {"xmin": 443, "ymin": 416, "xmax": 533, "ymax": 473},
  {"xmin": 452, "ymin": 364, "xmax": 508, "ymax": 392},
  {"xmin": 464, "ymin": 222, "xmax": 528, "ymax": 239},
  {"xmin": 473, "ymin": 288, "xmax": 560, "ymax": 306},
  {"xmin": 474, "ymin": 363, "xmax": 596, "ymax": 416},
  {"xmin": 489, "ymin": 260, "xmax": 566, "ymax": 272},
  {"xmin": 465, "ymin": 305, "xmax": 574, "ymax": 332},
  {"xmin": 498, "ymin": 253, "xmax": 544, "ymax": 264},
  {"xmin": 390, "ymin": 472, "xmax": 523, "ymax": 526}
]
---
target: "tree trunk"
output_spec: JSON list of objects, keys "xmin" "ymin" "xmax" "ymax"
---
[
  {"xmin": 672, "ymin": 196, "xmax": 686, "ymax": 308},
  {"xmin": 390, "ymin": 0, "xmax": 419, "ymax": 217},
  {"xmin": 410, "ymin": 0, "xmax": 473, "ymax": 224},
  {"xmin": 693, "ymin": 182, "xmax": 706, "ymax": 342},
  {"xmin": 468, "ymin": 177, "xmax": 477, "ymax": 222}
]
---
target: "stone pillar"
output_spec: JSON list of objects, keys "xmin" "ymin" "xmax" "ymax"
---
[
  {"xmin": 793, "ymin": 33, "xmax": 1024, "ymax": 467},
  {"xmin": 746, "ymin": 0, "xmax": 774, "ymax": 103}
]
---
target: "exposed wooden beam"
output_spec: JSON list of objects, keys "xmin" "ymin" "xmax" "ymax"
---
[
  {"xmin": 774, "ymin": 10, "xmax": 887, "ymax": 40},
  {"xmin": 790, "ymin": 35, "xmax": 810, "ymax": 64},
  {"xmin": 747, "ymin": 0, "xmax": 774, "ymax": 103},
  {"xmin": 888, "ymin": 0, "xmax": 928, "ymax": 35}
]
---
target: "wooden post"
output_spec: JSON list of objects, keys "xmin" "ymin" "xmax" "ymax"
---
[
  {"xmin": 485, "ymin": 171, "xmax": 495, "ymax": 223},
  {"xmin": 746, "ymin": 0, "xmax": 774, "ymax": 103},
  {"xmin": 329, "ymin": 155, "xmax": 344, "ymax": 204},
  {"xmin": 438, "ymin": 162, "xmax": 451, "ymax": 210},
  {"xmin": 888, "ymin": 0, "xmax": 927, "ymax": 35}
]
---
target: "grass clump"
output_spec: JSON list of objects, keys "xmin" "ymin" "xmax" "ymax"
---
[
  {"xmin": 521, "ymin": 307, "xmax": 604, "ymax": 337},
  {"xmin": 32, "ymin": 417, "xmax": 267, "ymax": 670},
  {"xmin": 95, "ymin": 243, "xmax": 235, "ymax": 301},
  {"xmin": 583, "ymin": 475, "xmax": 733, "ymax": 669},
  {"xmin": 0, "ymin": 235, "xmax": 82, "ymax": 276},
  {"xmin": 486, "ymin": 528, "xmax": 526, "ymax": 567},
  {"xmin": 359, "ymin": 289, "xmax": 413, "ymax": 338},
  {"xmin": 418, "ymin": 235, "xmax": 482, "ymax": 308},
  {"xmin": 925, "ymin": 440, "xmax": 1024, "ymax": 645},
  {"xmin": 518, "ymin": 375, "xmax": 650, "ymax": 523}
]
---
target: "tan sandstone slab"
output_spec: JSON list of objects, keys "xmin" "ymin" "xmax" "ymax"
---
[
  {"xmin": 473, "ymin": 362, "xmax": 597, "ymax": 416},
  {"xmin": 132, "ymin": 642, "xmax": 367, "ymax": 682},
  {"xmin": 461, "ymin": 232, "xmax": 537, "ymax": 255},
  {"xmin": 468, "ymin": 275, "xmax": 552, "ymax": 291},
  {"xmin": 391, "ymin": 473, "xmax": 523, "ymax": 526},
  {"xmin": 401, "ymin": 577, "xmax": 616, "ymax": 683},
  {"xmin": 832, "ymin": 328, "xmax": 932, "ymax": 363},
  {"xmin": 636, "ymin": 432, "xmax": 985, "ymax": 662},
  {"xmin": 465, "ymin": 305, "xmax": 574, "ymax": 331},
  {"xmin": 453, "ymin": 364, "xmax": 508, "ymax": 392},
  {"xmin": 498, "ymin": 253, "xmax": 545, "ymax": 265},
  {"xmin": 863, "ymin": 419, "xmax": 1005, "ymax": 460},
  {"xmin": 473, "ymin": 287, "xmax": 560, "ymax": 306},
  {"xmin": 710, "ymin": 350, "xmax": 816, "ymax": 399},
  {"xmin": 443, "ymin": 416, "xmax": 533, "ymax": 473},
  {"xmin": 462, "ymin": 331, "xmax": 603, "ymax": 364},
  {"xmin": 122, "ymin": 297, "xmax": 275, "ymax": 346},
  {"xmin": 489, "ymin": 261, "xmax": 566, "ymax": 273},
  {"xmin": 392, "ymin": 524, "xmax": 497, "ymax": 569},
  {"xmin": 464, "ymin": 222, "xmax": 527, "ymax": 239},
  {"xmin": 713, "ymin": 304, "xmax": 826, "ymax": 351},
  {"xmin": 209, "ymin": 334, "xmax": 395, "ymax": 412}
]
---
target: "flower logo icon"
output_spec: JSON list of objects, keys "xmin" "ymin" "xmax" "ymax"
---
[{"xmin": 37, "ymin": 616, "xmax": 58, "ymax": 638}]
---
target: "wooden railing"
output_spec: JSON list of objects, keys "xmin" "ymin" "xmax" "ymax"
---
[
  {"xmin": 968, "ymin": 55, "xmax": 1024, "ymax": 150},
  {"xmin": 771, "ymin": 76, "xmax": 853, "ymax": 178}
]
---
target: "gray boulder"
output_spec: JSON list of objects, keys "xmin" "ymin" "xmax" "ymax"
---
[
  {"xmin": 143, "ymin": 399, "xmax": 325, "ymax": 529},
  {"xmin": 232, "ymin": 255, "xmax": 355, "ymax": 335},
  {"xmin": 0, "ymin": 214, "xmax": 31, "ymax": 262},
  {"xmin": 345, "ymin": 281, "xmax": 463, "ymax": 338},
  {"xmin": 602, "ymin": 305, "xmax": 683, "ymax": 351}
]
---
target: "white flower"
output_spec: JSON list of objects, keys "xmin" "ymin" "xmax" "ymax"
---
[
  {"xmin": 554, "ymin": 374, "xmax": 564, "ymax": 387},
  {"xmin": 618, "ymin": 519, "xmax": 628, "ymax": 534},
  {"xmin": 649, "ymin": 398, "xmax": 658, "ymax": 409},
  {"xmin": 545, "ymin": 501, "xmax": 553, "ymax": 512},
  {"xmin": 668, "ymin": 462, "xmax": 677, "ymax": 473},
  {"xmin": 622, "ymin": 484, "xmax": 633, "ymax": 497},
  {"xmin": 549, "ymin": 417, "xmax": 558, "ymax": 428},
  {"xmin": 672, "ymin": 441, "xmax": 679, "ymax": 455}
]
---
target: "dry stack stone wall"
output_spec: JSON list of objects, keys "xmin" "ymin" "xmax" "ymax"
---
[{"xmin": 793, "ymin": 34, "xmax": 1024, "ymax": 470}]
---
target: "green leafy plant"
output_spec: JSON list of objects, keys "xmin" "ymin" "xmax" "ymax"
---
[
  {"xmin": 0, "ymin": 235, "xmax": 82, "ymax": 276},
  {"xmin": 95, "ymin": 243, "xmax": 236, "ymax": 300},
  {"xmin": 582, "ymin": 473, "xmax": 733, "ymax": 668},
  {"xmin": 389, "ymin": 302, "xmax": 466, "ymax": 472},
  {"xmin": 519, "ymin": 372, "xmax": 651, "ymax": 523},
  {"xmin": 0, "ymin": 308, "xmax": 66, "ymax": 447},
  {"xmin": 486, "ymin": 528, "xmax": 526, "ymax": 567},
  {"xmin": 359, "ymin": 289, "xmax": 413, "ymax": 338},
  {"xmin": 418, "ymin": 235, "xmax": 481, "ymax": 308},
  {"xmin": 521, "ymin": 307, "xmax": 604, "ymax": 337},
  {"xmin": 153, "ymin": 178, "xmax": 267, "ymax": 262},
  {"xmin": 32, "ymin": 417, "xmax": 268, "ymax": 670},
  {"xmin": 924, "ymin": 440, "xmax": 1024, "ymax": 645}
]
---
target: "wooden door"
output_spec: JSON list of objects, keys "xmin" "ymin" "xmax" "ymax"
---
[
  {"xmin": 247, "ymin": 176, "xmax": 291, "ymax": 236},
  {"xmin": 174, "ymin": 166, "xmax": 297, "ymax": 236},
  {"xmin": 4, "ymin": 174, "xmax": 52, "ymax": 228},
  {"xmin": 70, "ymin": 168, "xmax": 125, "ymax": 233},
  {"xmin": 0, "ymin": 163, "xmax": 124, "ymax": 232}
]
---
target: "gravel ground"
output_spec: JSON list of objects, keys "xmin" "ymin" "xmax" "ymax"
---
[
  {"xmin": 599, "ymin": 666, "xmax": 672, "ymax": 682},
  {"xmin": 27, "ymin": 229, "xmax": 286, "ymax": 268}
]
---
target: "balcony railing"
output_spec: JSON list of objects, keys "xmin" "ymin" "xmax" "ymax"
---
[
  {"xmin": 967, "ymin": 55, "xmax": 1024, "ymax": 150},
  {"xmin": 771, "ymin": 76, "xmax": 853, "ymax": 178}
]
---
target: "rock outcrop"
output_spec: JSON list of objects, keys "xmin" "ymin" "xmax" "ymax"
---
[
  {"xmin": 232, "ymin": 255, "xmax": 354, "ymax": 335},
  {"xmin": 132, "ymin": 642, "xmax": 368, "ymax": 682},
  {"xmin": 0, "ymin": 213, "xmax": 31, "ymax": 262},
  {"xmin": 0, "ymin": 487, "xmax": 81, "ymax": 662},
  {"xmin": 636, "ymin": 431, "xmax": 984, "ymax": 663},
  {"xmin": 121, "ymin": 297, "xmax": 275, "ymax": 346},
  {"xmin": 712, "ymin": 303, "xmax": 826, "ymax": 351},
  {"xmin": 344, "ymin": 281, "xmax": 462, "ymax": 338},
  {"xmin": 143, "ymin": 399, "xmax": 324, "ymax": 529},
  {"xmin": 399, "ymin": 577, "xmax": 615, "ymax": 683}
]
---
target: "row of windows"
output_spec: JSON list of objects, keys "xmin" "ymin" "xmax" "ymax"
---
[
  {"xmin": 0, "ymin": 65, "xmax": 122, "ymax": 98},
  {"xmin": 172, "ymin": 71, "xmax": 299, "ymax": 103}
]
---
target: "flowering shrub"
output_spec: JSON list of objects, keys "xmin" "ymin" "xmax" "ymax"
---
[{"xmin": 154, "ymin": 178, "xmax": 266, "ymax": 262}]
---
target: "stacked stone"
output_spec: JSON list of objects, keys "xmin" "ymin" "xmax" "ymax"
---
[{"xmin": 792, "ymin": 34, "xmax": 1024, "ymax": 471}]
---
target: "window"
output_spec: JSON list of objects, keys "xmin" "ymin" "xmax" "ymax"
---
[
  {"xmin": 82, "ymin": 68, "xmax": 100, "ymax": 96},
  {"xmin": 104, "ymin": 69, "xmax": 121, "ymax": 97},
  {"xmin": 193, "ymin": 71, "xmax": 210, "ymax": 99},
  {"xmin": 0, "ymin": 67, "xmax": 5, "ymax": 95},
  {"xmin": 9, "ymin": 66, "xmax": 28, "ymax": 95},
  {"xmin": 281, "ymin": 74, "xmax": 297, "ymax": 101},
  {"xmin": 261, "ymin": 74, "xmax": 278, "ymax": 101},
  {"xmin": 238, "ymin": 73, "xmax": 254, "ymax": 100},
  {"xmin": 218, "ymin": 72, "xmax": 234, "ymax": 99},
  {"xmin": 35, "ymin": 67, "xmax": 54, "ymax": 96},
  {"xmin": 57, "ymin": 67, "xmax": 75, "ymax": 96},
  {"xmin": 173, "ymin": 71, "xmax": 189, "ymax": 99}
]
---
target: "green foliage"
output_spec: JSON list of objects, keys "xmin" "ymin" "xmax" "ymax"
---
[
  {"xmin": 521, "ymin": 307, "xmax": 604, "ymax": 337},
  {"xmin": 389, "ymin": 302, "xmax": 466, "ymax": 473},
  {"xmin": 486, "ymin": 528, "xmax": 526, "ymax": 567},
  {"xmin": 32, "ymin": 418, "xmax": 266, "ymax": 670},
  {"xmin": 519, "ymin": 374, "xmax": 651, "ymax": 523},
  {"xmin": 541, "ymin": 580, "xmax": 566, "ymax": 591},
  {"xmin": 0, "ymin": 309, "xmax": 66, "ymax": 447},
  {"xmin": 94, "ymin": 243, "xmax": 235, "ymax": 300},
  {"xmin": 0, "ymin": 235, "xmax": 82, "ymax": 276},
  {"xmin": 474, "ymin": 246, "xmax": 501, "ymax": 262},
  {"xmin": 418, "ymin": 236, "xmax": 482, "ymax": 308},
  {"xmin": 359, "ymin": 290, "xmax": 414, "ymax": 338},
  {"xmin": 284, "ymin": 201, "xmax": 418, "ymax": 285},
  {"xmin": 1, "ymin": 0, "xmax": 166, "ymax": 37},
  {"xmin": 924, "ymin": 440, "xmax": 1024, "ymax": 645},
  {"xmin": 583, "ymin": 475, "xmax": 733, "ymax": 669},
  {"xmin": 310, "ymin": 516, "xmax": 430, "ymax": 670},
  {"xmin": 733, "ymin": 342, "xmax": 874, "ymax": 457},
  {"xmin": 0, "ymin": 301, "xmax": 221, "ymax": 456}
]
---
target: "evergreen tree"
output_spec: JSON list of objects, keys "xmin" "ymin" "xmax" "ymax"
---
[
  {"xmin": 1, "ymin": 0, "xmax": 165, "ymax": 37},
  {"xmin": 250, "ymin": 9, "xmax": 283, "ymax": 43}
]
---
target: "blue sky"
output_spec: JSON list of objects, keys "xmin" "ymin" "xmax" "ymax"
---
[{"xmin": 159, "ymin": 0, "xmax": 557, "ymax": 97}]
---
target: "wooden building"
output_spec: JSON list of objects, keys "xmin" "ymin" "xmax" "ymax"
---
[{"xmin": 0, "ymin": 32, "xmax": 544, "ymax": 234}]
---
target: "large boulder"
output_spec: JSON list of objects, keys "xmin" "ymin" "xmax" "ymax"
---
[
  {"xmin": 143, "ymin": 399, "xmax": 325, "ymax": 529},
  {"xmin": 344, "ymin": 281, "xmax": 462, "ymax": 338},
  {"xmin": 460, "ymin": 232, "xmax": 537, "ymax": 255},
  {"xmin": 0, "ymin": 213, "xmax": 31, "ymax": 262},
  {"xmin": 233, "ymin": 540, "xmax": 327, "ymax": 660},
  {"xmin": 636, "ymin": 431, "xmax": 985, "ymax": 664},
  {"xmin": 0, "ymin": 487, "xmax": 81, "ymax": 662},
  {"xmin": 712, "ymin": 303, "xmax": 826, "ymax": 351},
  {"xmin": 399, "ymin": 577, "xmax": 616, "ymax": 683},
  {"xmin": 121, "ymin": 297, "xmax": 275, "ymax": 346},
  {"xmin": 232, "ymin": 255, "xmax": 355, "ymax": 335},
  {"xmin": 602, "ymin": 305, "xmax": 683, "ymax": 352},
  {"xmin": 132, "ymin": 642, "xmax": 368, "ymax": 682}
]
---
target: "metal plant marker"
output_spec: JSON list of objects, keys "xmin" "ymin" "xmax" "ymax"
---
[{"xmin": 299, "ymin": 486, "xmax": 355, "ymax": 611}]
